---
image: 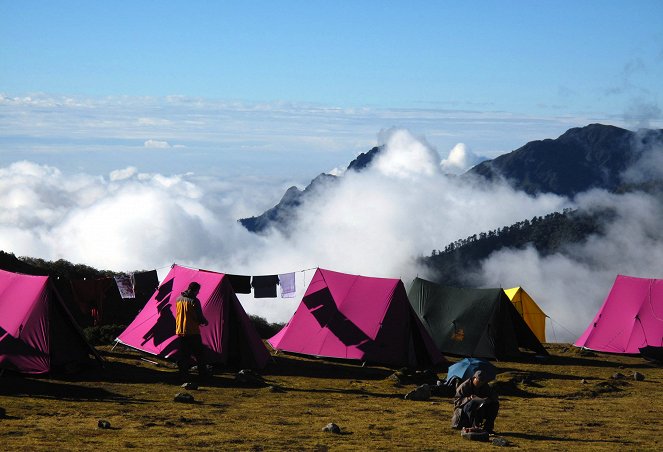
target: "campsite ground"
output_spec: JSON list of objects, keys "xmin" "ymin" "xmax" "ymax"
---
[{"xmin": 1, "ymin": 344, "xmax": 661, "ymax": 451}]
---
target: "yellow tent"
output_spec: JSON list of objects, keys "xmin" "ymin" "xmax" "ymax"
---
[{"xmin": 504, "ymin": 287, "xmax": 547, "ymax": 343}]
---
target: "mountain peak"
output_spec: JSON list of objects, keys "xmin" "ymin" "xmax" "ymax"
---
[
  {"xmin": 347, "ymin": 146, "xmax": 383, "ymax": 172},
  {"xmin": 467, "ymin": 123, "xmax": 661, "ymax": 197}
]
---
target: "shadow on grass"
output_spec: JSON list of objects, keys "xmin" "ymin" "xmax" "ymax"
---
[
  {"xmin": 495, "ymin": 366, "xmax": 590, "ymax": 382},
  {"xmin": 284, "ymin": 386, "xmax": 403, "ymax": 400},
  {"xmin": 79, "ymin": 361, "xmax": 274, "ymax": 390},
  {"xmin": 542, "ymin": 353, "xmax": 654, "ymax": 370},
  {"xmin": 0, "ymin": 374, "xmax": 146, "ymax": 403},
  {"xmin": 501, "ymin": 431, "xmax": 632, "ymax": 445},
  {"xmin": 264, "ymin": 353, "xmax": 395, "ymax": 380},
  {"xmin": 63, "ymin": 359, "xmax": 180, "ymax": 386}
]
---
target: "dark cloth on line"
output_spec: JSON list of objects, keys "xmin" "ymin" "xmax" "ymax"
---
[
  {"xmin": 133, "ymin": 270, "xmax": 159, "ymax": 302},
  {"xmin": 251, "ymin": 275, "xmax": 280, "ymax": 298},
  {"xmin": 226, "ymin": 274, "xmax": 252, "ymax": 294}
]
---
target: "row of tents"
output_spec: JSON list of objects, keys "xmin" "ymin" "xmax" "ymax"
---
[{"xmin": 2, "ymin": 265, "xmax": 662, "ymax": 375}]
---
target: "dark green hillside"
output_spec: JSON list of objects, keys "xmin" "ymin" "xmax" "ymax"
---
[
  {"xmin": 0, "ymin": 250, "xmax": 116, "ymax": 279},
  {"xmin": 421, "ymin": 208, "xmax": 613, "ymax": 286}
]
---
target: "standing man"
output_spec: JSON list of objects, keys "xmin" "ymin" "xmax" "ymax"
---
[
  {"xmin": 175, "ymin": 281, "xmax": 208, "ymax": 379},
  {"xmin": 451, "ymin": 370, "xmax": 499, "ymax": 433}
]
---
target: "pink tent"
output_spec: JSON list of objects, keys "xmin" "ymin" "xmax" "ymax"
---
[
  {"xmin": 117, "ymin": 264, "xmax": 270, "ymax": 369},
  {"xmin": 0, "ymin": 268, "xmax": 100, "ymax": 374},
  {"xmin": 575, "ymin": 275, "xmax": 663, "ymax": 353},
  {"xmin": 269, "ymin": 268, "xmax": 445, "ymax": 367}
]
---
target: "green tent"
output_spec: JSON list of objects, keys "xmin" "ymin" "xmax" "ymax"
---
[{"xmin": 408, "ymin": 277, "xmax": 548, "ymax": 360}]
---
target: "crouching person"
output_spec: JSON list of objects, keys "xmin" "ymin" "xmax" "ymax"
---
[{"xmin": 451, "ymin": 370, "xmax": 499, "ymax": 434}]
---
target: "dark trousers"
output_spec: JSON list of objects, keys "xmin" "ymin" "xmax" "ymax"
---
[
  {"xmin": 177, "ymin": 334, "xmax": 207, "ymax": 377},
  {"xmin": 463, "ymin": 398, "xmax": 499, "ymax": 431}
]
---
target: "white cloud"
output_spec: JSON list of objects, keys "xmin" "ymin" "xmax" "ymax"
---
[
  {"xmin": 373, "ymin": 128, "xmax": 441, "ymax": 179},
  {"xmin": 137, "ymin": 117, "xmax": 172, "ymax": 126},
  {"xmin": 144, "ymin": 139, "xmax": 171, "ymax": 148},
  {"xmin": 0, "ymin": 132, "xmax": 573, "ymax": 324},
  {"xmin": 440, "ymin": 143, "xmax": 487, "ymax": 174},
  {"xmin": 110, "ymin": 167, "xmax": 138, "ymax": 181},
  {"xmin": 621, "ymin": 128, "xmax": 663, "ymax": 183}
]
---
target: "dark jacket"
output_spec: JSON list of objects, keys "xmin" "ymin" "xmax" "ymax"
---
[{"xmin": 451, "ymin": 378, "xmax": 498, "ymax": 428}]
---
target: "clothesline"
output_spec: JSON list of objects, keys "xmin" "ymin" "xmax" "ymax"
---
[
  {"xmin": 167, "ymin": 262, "xmax": 319, "ymax": 299},
  {"xmin": 169, "ymin": 262, "xmax": 318, "ymax": 277},
  {"xmin": 547, "ymin": 317, "xmax": 579, "ymax": 343},
  {"xmin": 56, "ymin": 261, "xmax": 318, "ymax": 302}
]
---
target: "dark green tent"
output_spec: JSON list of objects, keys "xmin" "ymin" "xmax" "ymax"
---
[{"xmin": 408, "ymin": 277, "xmax": 548, "ymax": 360}]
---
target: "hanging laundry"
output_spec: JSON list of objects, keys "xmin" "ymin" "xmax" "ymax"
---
[
  {"xmin": 252, "ymin": 275, "xmax": 280, "ymax": 298},
  {"xmin": 278, "ymin": 273, "xmax": 296, "ymax": 298},
  {"xmin": 133, "ymin": 270, "xmax": 159, "ymax": 302},
  {"xmin": 226, "ymin": 274, "xmax": 252, "ymax": 294},
  {"xmin": 114, "ymin": 273, "xmax": 135, "ymax": 299}
]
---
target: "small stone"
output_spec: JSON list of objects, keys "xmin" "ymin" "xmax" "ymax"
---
[
  {"xmin": 611, "ymin": 372, "xmax": 625, "ymax": 380},
  {"xmin": 492, "ymin": 437, "xmax": 510, "ymax": 447},
  {"xmin": 268, "ymin": 385, "xmax": 286, "ymax": 393},
  {"xmin": 461, "ymin": 428, "xmax": 489, "ymax": 442},
  {"xmin": 235, "ymin": 369, "xmax": 266, "ymax": 387},
  {"xmin": 322, "ymin": 422, "xmax": 341, "ymax": 434},
  {"xmin": 581, "ymin": 379, "xmax": 588, "ymax": 384},
  {"xmin": 633, "ymin": 371, "xmax": 645, "ymax": 381},
  {"xmin": 97, "ymin": 420, "xmax": 111, "ymax": 429},
  {"xmin": 174, "ymin": 392, "xmax": 195, "ymax": 403},
  {"xmin": 181, "ymin": 382, "xmax": 198, "ymax": 390},
  {"xmin": 404, "ymin": 384, "xmax": 431, "ymax": 401}
]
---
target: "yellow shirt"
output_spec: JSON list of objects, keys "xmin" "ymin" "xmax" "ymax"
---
[{"xmin": 175, "ymin": 297, "xmax": 202, "ymax": 336}]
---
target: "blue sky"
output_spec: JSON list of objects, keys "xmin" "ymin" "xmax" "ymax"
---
[
  {"xmin": 1, "ymin": 1, "xmax": 662, "ymax": 181},
  {"xmin": 3, "ymin": 1, "xmax": 662, "ymax": 109}
]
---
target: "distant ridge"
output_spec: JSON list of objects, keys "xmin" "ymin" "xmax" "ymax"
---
[
  {"xmin": 468, "ymin": 123, "xmax": 663, "ymax": 196},
  {"xmin": 239, "ymin": 124, "xmax": 663, "ymax": 233}
]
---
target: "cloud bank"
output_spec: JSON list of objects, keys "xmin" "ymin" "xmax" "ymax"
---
[{"xmin": 1, "ymin": 128, "xmax": 661, "ymax": 342}]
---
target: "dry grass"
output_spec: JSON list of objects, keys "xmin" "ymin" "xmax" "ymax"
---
[{"xmin": 1, "ymin": 344, "xmax": 662, "ymax": 451}]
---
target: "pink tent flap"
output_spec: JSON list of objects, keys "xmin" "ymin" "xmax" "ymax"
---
[
  {"xmin": 117, "ymin": 264, "xmax": 269, "ymax": 369},
  {"xmin": 0, "ymin": 269, "xmax": 51, "ymax": 374},
  {"xmin": 575, "ymin": 275, "xmax": 663, "ymax": 353},
  {"xmin": 269, "ymin": 268, "xmax": 444, "ymax": 367}
]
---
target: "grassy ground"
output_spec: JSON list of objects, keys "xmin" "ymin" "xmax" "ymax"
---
[{"xmin": 1, "ymin": 344, "xmax": 661, "ymax": 451}]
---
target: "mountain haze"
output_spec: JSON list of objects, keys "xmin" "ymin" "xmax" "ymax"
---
[
  {"xmin": 240, "ymin": 124, "xmax": 663, "ymax": 234},
  {"xmin": 238, "ymin": 147, "xmax": 382, "ymax": 234}
]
